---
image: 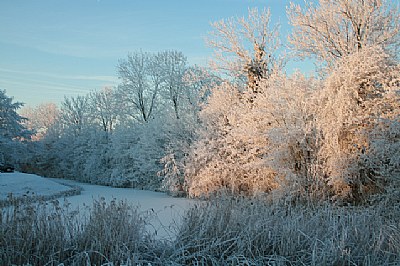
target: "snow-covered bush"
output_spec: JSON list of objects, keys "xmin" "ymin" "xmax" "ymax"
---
[
  {"xmin": 183, "ymin": 45, "xmax": 399, "ymax": 203},
  {"xmin": 183, "ymin": 81, "xmax": 278, "ymax": 198},
  {"xmin": 313, "ymin": 46, "xmax": 400, "ymax": 202},
  {"xmin": 256, "ymin": 72, "xmax": 327, "ymax": 201},
  {"xmin": 363, "ymin": 118, "xmax": 400, "ymax": 196}
]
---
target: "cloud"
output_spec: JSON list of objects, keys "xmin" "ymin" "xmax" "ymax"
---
[{"xmin": 0, "ymin": 68, "xmax": 118, "ymax": 84}]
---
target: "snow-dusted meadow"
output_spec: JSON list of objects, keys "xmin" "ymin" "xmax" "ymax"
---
[{"xmin": 0, "ymin": 172, "xmax": 194, "ymax": 239}]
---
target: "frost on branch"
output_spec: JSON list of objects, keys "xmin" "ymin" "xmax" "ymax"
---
[
  {"xmin": 288, "ymin": 0, "xmax": 400, "ymax": 68},
  {"xmin": 184, "ymin": 45, "xmax": 399, "ymax": 203},
  {"xmin": 315, "ymin": 46, "xmax": 399, "ymax": 202},
  {"xmin": 207, "ymin": 7, "xmax": 282, "ymax": 93},
  {"xmin": 184, "ymin": 81, "xmax": 277, "ymax": 198}
]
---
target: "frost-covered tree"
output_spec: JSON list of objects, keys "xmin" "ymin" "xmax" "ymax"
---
[
  {"xmin": 182, "ymin": 65, "xmax": 221, "ymax": 107},
  {"xmin": 180, "ymin": 8, "xmax": 284, "ymax": 197},
  {"xmin": 315, "ymin": 46, "xmax": 400, "ymax": 201},
  {"xmin": 185, "ymin": 46, "xmax": 399, "ymax": 201},
  {"xmin": 89, "ymin": 87, "xmax": 119, "ymax": 132},
  {"xmin": 0, "ymin": 89, "xmax": 29, "ymax": 141},
  {"xmin": 207, "ymin": 7, "xmax": 282, "ymax": 92},
  {"xmin": 287, "ymin": 0, "xmax": 400, "ymax": 67},
  {"xmin": 117, "ymin": 51, "xmax": 164, "ymax": 122},
  {"xmin": 158, "ymin": 50, "xmax": 188, "ymax": 119},
  {"xmin": 0, "ymin": 89, "xmax": 30, "ymax": 165},
  {"xmin": 117, "ymin": 50, "xmax": 198, "ymax": 122},
  {"xmin": 20, "ymin": 102, "xmax": 59, "ymax": 140},
  {"xmin": 160, "ymin": 66, "xmax": 221, "ymax": 195},
  {"xmin": 33, "ymin": 95, "xmax": 97, "ymax": 179},
  {"xmin": 254, "ymin": 72, "xmax": 327, "ymax": 200},
  {"xmin": 60, "ymin": 95, "xmax": 93, "ymax": 136},
  {"xmin": 181, "ymin": 80, "xmax": 280, "ymax": 198}
]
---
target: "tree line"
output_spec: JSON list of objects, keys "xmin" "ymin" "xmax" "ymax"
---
[{"xmin": 1, "ymin": 0, "xmax": 399, "ymax": 203}]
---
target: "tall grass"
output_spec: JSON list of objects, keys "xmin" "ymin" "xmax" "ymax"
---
[
  {"xmin": 0, "ymin": 198, "xmax": 156, "ymax": 265},
  {"xmin": 1, "ymin": 195, "xmax": 399, "ymax": 265},
  {"xmin": 173, "ymin": 195, "xmax": 400, "ymax": 265}
]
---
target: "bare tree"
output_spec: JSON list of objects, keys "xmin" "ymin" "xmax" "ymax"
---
[
  {"xmin": 60, "ymin": 95, "xmax": 91, "ymax": 136},
  {"xmin": 90, "ymin": 87, "xmax": 119, "ymax": 132},
  {"xmin": 158, "ymin": 50, "xmax": 188, "ymax": 119},
  {"xmin": 207, "ymin": 7, "xmax": 281, "ymax": 93},
  {"xmin": 117, "ymin": 51, "xmax": 164, "ymax": 123},
  {"xmin": 287, "ymin": 0, "xmax": 400, "ymax": 67}
]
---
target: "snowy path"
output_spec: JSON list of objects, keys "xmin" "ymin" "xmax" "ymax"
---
[{"xmin": 1, "ymin": 172, "xmax": 194, "ymax": 239}]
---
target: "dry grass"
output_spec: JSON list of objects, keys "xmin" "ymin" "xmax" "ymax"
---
[
  {"xmin": 0, "ymin": 198, "xmax": 156, "ymax": 265},
  {"xmin": 173, "ymin": 194, "xmax": 400, "ymax": 266},
  {"xmin": 1, "ymin": 195, "xmax": 399, "ymax": 265}
]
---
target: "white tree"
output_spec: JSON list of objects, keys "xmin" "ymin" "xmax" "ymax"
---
[
  {"xmin": 159, "ymin": 66, "xmax": 223, "ymax": 194},
  {"xmin": 287, "ymin": 0, "xmax": 400, "ymax": 67},
  {"xmin": 89, "ymin": 87, "xmax": 119, "ymax": 132},
  {"xmin": 315, "ymin": 46, "xmax": 400, "ymax": 201},
  {"xmin": 20, "ymin": 102, "xmax": 59, "ymax": 140},
  {"xmin": 117, "ymin": 51, "xmax": 164, "ymax": 123},
  {"xmin": 158, "ymin": 50, "xmax": 188, "ymax": 119},
  {"xmin": 60, "ymin": 95, "xmax": 93, "ymax": 136},
  {"xmin": 180, "ymin": 8, "xmax": 284, "ymax": 197},
  {"xmin": 0, "ymin": 89, "xmax": 29, "ymax": 141},
  {"xmin": 182, "ymin": 80, "xmax": 281, "ymax": 197},
  {"xmin": 0, "ymin": 89, "xmax": 30, "ymax": 165},
  {"xmin": 207, "ymin": 7, "xmax": 282, "ymax": 92}
]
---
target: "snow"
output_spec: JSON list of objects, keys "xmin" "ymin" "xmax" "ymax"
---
[
  {"xmin": 0, "ymin": 172, "xmax": 194, "ymax": 239},
  {"xmin": 0, "ymin": 172, "xmax": 73, "ymax": 200}
]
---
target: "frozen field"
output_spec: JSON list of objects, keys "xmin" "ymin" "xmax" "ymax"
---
[{"xmin": 0, "ymin": 172, "xmax": 194, "ymax": 239}]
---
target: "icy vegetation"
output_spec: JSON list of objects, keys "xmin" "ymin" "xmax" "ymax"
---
[
  {"xmin": 1, "ymin": 0, "xmax": 400, "ymax": 264},
  {"xmin": 1, "ymin": 193, "xmax": 399, "ymax": 265}
]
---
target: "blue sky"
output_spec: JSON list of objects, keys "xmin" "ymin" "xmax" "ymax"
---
[{"xmin": 0, "ymin": 0, "xmax": 302, "ymax": 107}]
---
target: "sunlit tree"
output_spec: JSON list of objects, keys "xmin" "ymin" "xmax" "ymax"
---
[
  {"xmin": 207, "ymin": 7, "xmax": 282, "ymax": 92},
  {"xmin": 21, "ymin": 102, "xmax": 59, "ymax": 140},
  {"xmin": 287, "ymin": 0, "xmax": 400, "ymax": 67}
]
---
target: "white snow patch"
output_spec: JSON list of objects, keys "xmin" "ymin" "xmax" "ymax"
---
[{"xmin": 0, "ymin": 172, "xmax": 73, "ymax": 200}]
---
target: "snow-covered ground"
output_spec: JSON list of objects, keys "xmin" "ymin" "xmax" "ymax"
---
[
  {"xmin": 0, "ymin": 172, "xmax": 194, "ymax": 239},
  {"xmin": 0, "ymin": 172, "xmax": 75, "ymax": 201}
]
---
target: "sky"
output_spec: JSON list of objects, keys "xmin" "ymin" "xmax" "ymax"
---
[{"xmin": 0, "ymin": 0, "xmax": 303, "ymax": 107}]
